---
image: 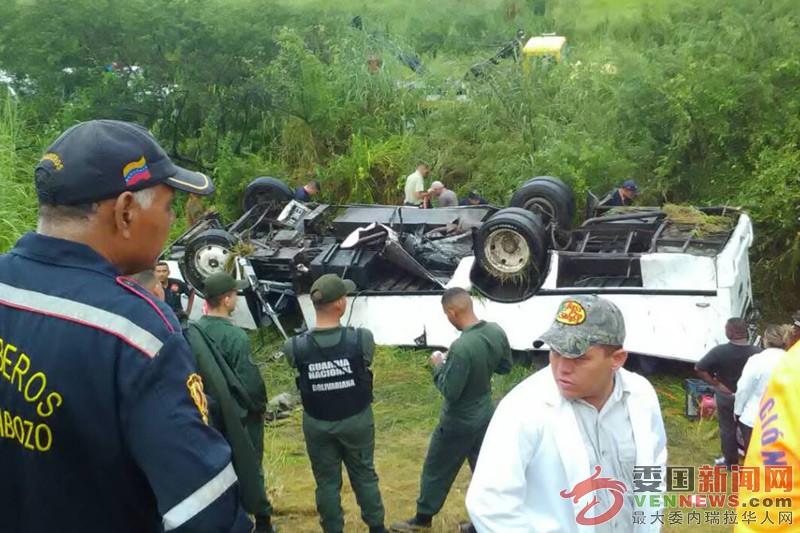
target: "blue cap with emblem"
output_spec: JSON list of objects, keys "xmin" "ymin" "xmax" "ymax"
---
[{"xmin": 34, "ymin": 119, "xmax": 214, "ymax": 206}]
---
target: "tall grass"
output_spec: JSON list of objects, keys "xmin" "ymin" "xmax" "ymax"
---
[{"xmin": 0, "ymin": 93, "xmax": 37, "ymax": 252}]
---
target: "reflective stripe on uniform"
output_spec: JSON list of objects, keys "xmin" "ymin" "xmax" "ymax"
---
[
  {"xmin": 162, "ymin": 462, "xmax": 238, "ymax": 531},
  {"xmin": 0, "ymin": 282, "xmax": 164, "ymax": 358}
]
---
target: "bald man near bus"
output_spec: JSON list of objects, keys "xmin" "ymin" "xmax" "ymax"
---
[{"xmin": 392, "ymin": 288, "xmax": 513, "ymax": 532}]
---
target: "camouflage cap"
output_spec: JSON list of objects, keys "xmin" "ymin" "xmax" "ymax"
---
[
  {"xmin": 310, "ymin": 273, "xmax": 357, "ymax": 305},
  {"xmin": 534, "ymin": 295, "xmax": 626, "ymax": 358}
]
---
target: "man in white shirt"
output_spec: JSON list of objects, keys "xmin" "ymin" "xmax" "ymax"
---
[
  {"xmin": 734, "ymin": 324, "xmax": 791, "ymax": 452},
  {"xmin": 466, "ymin": 295, "xmax": 667, "ymax": 532},
  {"xmin": 404, "ymin": 162, "xmax": 430, "ymax": 207}
]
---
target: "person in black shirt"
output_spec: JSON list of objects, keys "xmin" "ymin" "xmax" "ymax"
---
[
  {"xmin": 600, "ymin": 180, "xmax": 639, "ymax": 207},
  {"xmin": 155, "ymin": 261, "xmax": 195, "ymax": 322},
  {"xmin": 695, "ymin": 318, "xmax": 760, "ymax": 469},
  {"xmin": 295, "ymin": 180, "xmax": 321, "ymax": 202}
]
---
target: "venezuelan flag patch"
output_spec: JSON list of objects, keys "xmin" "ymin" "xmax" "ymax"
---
[{"xmin": 123, "ymin": 156, "xmax": 152, "ymax": 186}]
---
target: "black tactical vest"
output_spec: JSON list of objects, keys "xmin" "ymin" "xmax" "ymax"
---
[{"xmin": 293, "ymin": 327, "xmax": 373, "ymax": 421}]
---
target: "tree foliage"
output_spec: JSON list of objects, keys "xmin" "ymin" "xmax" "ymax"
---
[{"xmin": 1, "ymin": 0, "xmax": 799, "ymax": 313}]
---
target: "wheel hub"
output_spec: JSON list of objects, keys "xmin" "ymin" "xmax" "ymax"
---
[
  {"xmin": 484, "ymin": 229, "xmax": 530, "ymax": 275},
  {"xmin": 194, "ymin": 244, "xmax": 230, "ymax": 278}
]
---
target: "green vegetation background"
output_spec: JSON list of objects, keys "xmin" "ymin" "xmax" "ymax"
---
[{"xmin": 1, "ymin": 0, "xmax": 799, "ymax": 314}]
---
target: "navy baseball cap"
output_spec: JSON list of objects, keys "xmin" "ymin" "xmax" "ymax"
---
[
  {"xmin": 622, "ymin": 180, "xmax": 639, "ymax": 195},
  {"xmin": 34, "ymin": 120, "xmax": 214, "ymax": 206}
]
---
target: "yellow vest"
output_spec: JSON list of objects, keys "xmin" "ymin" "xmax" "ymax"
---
[{"xmin": 736, "ymin": 342, "xmax": 800, "ymax": 531}]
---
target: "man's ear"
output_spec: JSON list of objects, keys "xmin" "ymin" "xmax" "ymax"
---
[
  {"xmin": 112, "ymin": 192, "xmax": 137, "ymax": 238},
  {"xmin": 610, "ymin": 348, "xmax": 628, "ymax": 371}
]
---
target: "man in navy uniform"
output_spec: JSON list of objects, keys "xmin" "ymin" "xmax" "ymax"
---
[
  {"xmin": 600, "ymin": 180, "xmax": 639, "ymax": 207},
  {"xmin": 295, "ymin": 180, "xmax": 321, "ymax": 202},
  {"xmin": 458, "ymin": 190, "xmax": 489, "ymax": 206},
  {"xmin": 0, "ymin": 120, "xmax": 253, "ymax": 532}
]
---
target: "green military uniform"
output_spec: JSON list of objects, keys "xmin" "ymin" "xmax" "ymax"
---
[
  {"xmin": 284, "ymin": 326, "xmax": 385, "ymax": 533},
  {"xmin": 416, "ymin": 320, "xmax": 513, "ymax": 517},
  {"xmin": 185, "ymin": 321, "xmax": 273, "ymax": 519},
  {"xmin": 193, "ymin": 315, "xmax": 271, "ymax": 516}
]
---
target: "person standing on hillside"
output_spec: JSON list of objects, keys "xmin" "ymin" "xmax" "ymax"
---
[
  {"xmin": 186, "ymin": 272, "xmax": 276, "ymax": 533},
  {"xmin": 695, "ymin": 317, "xmax": 760, "ymax": 469},
  {"xmin": 0, "ymin": 119, "xmax": 252, "ymax": 531},
  {"xmin": 284, "ymin": 274, "xmax": 388, "ymax": 533},
  {"xmin": 392, "ymin": 287, "xmax": 513, "ymax": 532},
  {"xmin": 428, "ymin": 181, "xmax": 458, "ymax": 208},
  {"xmin": 403, "ymin": 161, "xmax": 431, "ymax": 207}
]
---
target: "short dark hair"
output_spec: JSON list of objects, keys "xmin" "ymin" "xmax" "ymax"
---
[
  {"xmin": 309, "ymin": 180, "xmax": 321, "ymax": 191},
  {"xmin": 312, "ymin": 299, "xmax": 339, "ymax": 311},
  {"xmin": 130, "ymin": 269, "xmax": 157, "ymax": 289},
  {"xmin": 725, "ymin": 318, "xmax": 749, "ymax": 341},
  {"xmin": 441, "ymin": 287, "xmax": 469, "ymax": 307},
  {"xmin": 156, "ymin": 261, "xmax": 169, "ymax": 268},
  {"xmin": 206, "ymin": 293, "xmax": 227, "ymax": 309}
]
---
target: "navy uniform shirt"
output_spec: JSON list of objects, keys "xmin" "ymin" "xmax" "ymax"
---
[
  {"xmin": 164, "ymin": 277, "xmax": 192, "ymax": 316},
  {"xmin": 603, "ymin": 189, "xmax": 632, "ymax": 207},
  {"xmin": 458, "ymin": 197, "xmax": 488, "ymax": 206},
  {"xmin": 294, "ymin": 186, "xmax": 311, "ymax": 202},
  {"xmin": 0, "ymin": 233, "xmax": 252, "ymax": 533}
]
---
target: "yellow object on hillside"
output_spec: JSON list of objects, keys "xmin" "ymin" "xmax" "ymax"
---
[{"xmin": 522, "ymin": 34, "xmax": 567, "ymax": 69}]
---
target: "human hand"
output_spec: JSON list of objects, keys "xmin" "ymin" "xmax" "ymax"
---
[{"xmin": 430, "ymin": 350, "xmax": 445, "ymax": 367}]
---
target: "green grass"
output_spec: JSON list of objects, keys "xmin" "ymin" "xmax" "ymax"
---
[
  {"xmin": 253, "ymin": 331, "xmax": 734, "ymax": 532},
  {"xmin": 0, "ymin": 93, "xmax": 38, "ymax": 252}
]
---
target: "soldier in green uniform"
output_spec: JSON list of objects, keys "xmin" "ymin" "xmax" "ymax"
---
[
  {"xmin": 392, "ymin": 287, "xmax": 513, "ymax": 532},
  {"xmin": 187, "ymin": 272, "xmax": 276, "ymax": 533},
  {"xmin": 284, "ymin": 274, "xmax": 388, "ymax": 533}
]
